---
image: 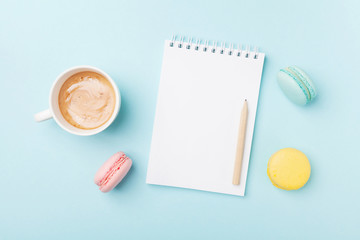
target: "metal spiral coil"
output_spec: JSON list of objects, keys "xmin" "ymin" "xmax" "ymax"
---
[{"xmin": 169, "ymin": 35, "xmax": 259, "ymax": 59}]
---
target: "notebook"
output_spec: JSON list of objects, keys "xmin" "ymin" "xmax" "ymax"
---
[{"xmin": 146, "ymin": 37, "xmax": 265, "ymax": 196}]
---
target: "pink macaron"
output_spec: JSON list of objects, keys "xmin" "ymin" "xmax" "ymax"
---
[{"xmin": 94, "ymin": 152, "xmax": 132, "ymax": 192}]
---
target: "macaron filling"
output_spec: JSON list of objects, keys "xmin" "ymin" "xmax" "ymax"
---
[
  {"xmin": 280, "ymin": 67, "xmax": 311, "ymax": 103},
  {"xmin": 97, "ymin": 155, "xmax": 129, "ymax": 190}
]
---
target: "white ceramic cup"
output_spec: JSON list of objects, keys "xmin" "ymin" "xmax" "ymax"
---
[{"xmin": 34, "ymin": 66, "xmax": 121, "ymax": 136}]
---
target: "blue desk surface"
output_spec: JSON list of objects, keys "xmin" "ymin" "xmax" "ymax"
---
[{"xmin": 1, "ymin": 0, "xmax": 359, "ymax": 239}]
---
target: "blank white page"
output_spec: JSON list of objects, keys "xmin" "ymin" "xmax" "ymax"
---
[{"xmin": 147, "ymin": 40, "xmax": 265, "ymax": 196}]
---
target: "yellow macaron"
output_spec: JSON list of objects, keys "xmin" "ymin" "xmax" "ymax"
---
[{"xmin": 267, "ymin": 148, "xmax": 311, "ymax": 190}]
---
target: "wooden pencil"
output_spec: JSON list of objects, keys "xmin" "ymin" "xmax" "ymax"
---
[{"xmin": 232, "ymin": 99, "xmax": 248, "ymax": 185}]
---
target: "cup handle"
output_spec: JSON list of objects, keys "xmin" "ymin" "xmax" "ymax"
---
[{"xmin": 34, "ymin": 109, "xmax": 53, "ymax": 122}]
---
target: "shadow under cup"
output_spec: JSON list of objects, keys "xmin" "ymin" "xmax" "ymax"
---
[{"xmin": 50, "ymin": 66, "xmax": 121, "ymax": 136}]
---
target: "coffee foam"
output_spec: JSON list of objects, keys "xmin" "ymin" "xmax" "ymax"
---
[{"xmin": 58, "ymin": 71, "xmax": 116, "ymax": 130}]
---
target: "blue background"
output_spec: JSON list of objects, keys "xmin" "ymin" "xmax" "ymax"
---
[{"xmin": 1, "ymin": 0, "xmax": 359, "ymax": 239}]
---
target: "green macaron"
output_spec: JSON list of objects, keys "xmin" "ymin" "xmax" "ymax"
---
[{"xmin": 277, "ymin": 66, "xmax": 317, "ymax": 105}]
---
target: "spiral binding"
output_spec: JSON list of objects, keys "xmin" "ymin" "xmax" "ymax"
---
[{"xmin": 169, "ymin": 35, "xmax": 260, "ymax": 59}]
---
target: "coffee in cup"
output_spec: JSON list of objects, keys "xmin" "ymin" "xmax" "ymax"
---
[
  {"xmin": 58, "ymin": 71, "xmax": 116, "ymax": 130},
  {"xmin": 34, "ymin": 66, "xmax": 121, "ymax": 136}
]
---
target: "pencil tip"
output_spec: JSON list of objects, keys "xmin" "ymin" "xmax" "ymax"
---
[{"xmin": 245, "ymin": 99, "xmax": 247, "ymax": 101}]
